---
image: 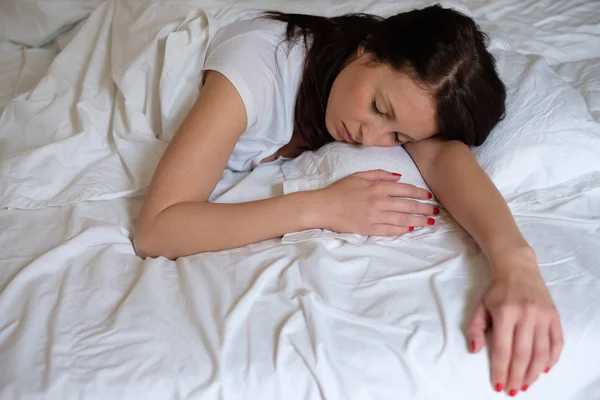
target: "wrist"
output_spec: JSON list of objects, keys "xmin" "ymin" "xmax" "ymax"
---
[
  {"xmin": 485, "ymin": 235, "xmax": 534, "ymax": 263},
  {"xmin": 291, "ymin": 189, "xmax": 329, "ymax": 231},
  {"xmin": 488, "ymin": 245, "xmax": 539, "ymax": 277}
]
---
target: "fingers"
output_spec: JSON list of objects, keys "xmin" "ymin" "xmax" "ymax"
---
[
  {"xmin": 355, "ymin": 169, "xmax": 403, "ymax": 182},
  {"xmin": 522, "ymin": 324, "xmax": 550, "ymax": 391},
  {"xmin": 506, "ymin": 312, "xmax": 536, "ymax": 395},
  {"xmin": 353, "ymin": 171, "xmax": 434, "ymax": 200},
  {"xmin": 548, "ymin": 317, "xmax": 564, "ymax": 371},
  {"xmin": 382, "ymin": 199, "xmax": 439, "ymax": 217},
  {"xmin": 491, "ymin": 310, "xmax": 517, "ymax": 394},
  {"xmin": 369, "ymin": 224, "xmax": 413, "ymax": 236},
  {"xmin": 467, "ymin": 303, "xmax": 489, "ymax": 354},
  {"xmin": 492, "ymin": 308, "xmax": 563, "ymax": 396},
  {"xmin": 377, "ymin": 181, "xmax": 433, "ymax": 200},
  {"xmin": 379, "ymin": 211, "xmax": 435, "ymax": 228}
]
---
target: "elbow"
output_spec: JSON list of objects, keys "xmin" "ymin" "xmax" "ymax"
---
[
  {"xmin": 133, "ymin": 217, "xmax": 176, "ymax": 260},
  {"xmin": 132, "ymin": 224, "xmax": 153, "ymax": 260},
  {"xmin": 425, "ymin": 140, "xmax": 470, "ymax": 174}
]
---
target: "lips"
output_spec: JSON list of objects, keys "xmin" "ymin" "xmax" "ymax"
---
[{"xmin": 341, "ymin": 122, "xmax": 357, "ymax": 144}]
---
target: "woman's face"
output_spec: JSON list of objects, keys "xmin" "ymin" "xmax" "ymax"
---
[{"xmin": 325, "ymin": 50, "xmax": 438, "ymax": 146}]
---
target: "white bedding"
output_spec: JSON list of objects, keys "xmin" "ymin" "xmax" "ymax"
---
[
  {"xmin": 0, "ymin": 43, "xmax": 56, "ymax": 114},
  {"xmin": 0, "ymin": 13, "xmax": 88, "ymax": 114},
  {"xmin": 1, "ymin": 164, "xmax": 599, "ymax": 400},
  {"xmin": 1, "ymin": 0, "xmax": 600, "ymax": 399},
  {"xmin": 466, "ymin": 0, "xmax": 600, "ymax": 120}
]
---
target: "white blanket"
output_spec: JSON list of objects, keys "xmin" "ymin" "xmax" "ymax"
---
[
  {"xmin": 0, "ymin": 42, "xmax": 56, "ymax": 114},
  {"xmin": 1, "ymin": 163, "xmax": 599, "ymax": 399},
  {"xmin": 2, "ymin": 0, "xmax": 599, "ymax": 211},
  {"xmin": 1, "ymin": 0, "xmax": 600, "ymax": 399}
]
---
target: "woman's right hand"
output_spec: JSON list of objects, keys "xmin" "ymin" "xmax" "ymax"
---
[{"xmin": 316, "ymin": 169, "xmax": 439, "ymax": 236}]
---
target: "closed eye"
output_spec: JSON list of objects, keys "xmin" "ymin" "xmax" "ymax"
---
[
  {"xmin": 374, "ymin": 99, "xmax": 406, "ymax": 145},
  {"xmin": 371, "ymin": 99, "xmax": 383, "ymax": 115}
]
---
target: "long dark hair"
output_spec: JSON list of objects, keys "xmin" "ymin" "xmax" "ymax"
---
[{"xmin": 262, "ymin": 4, "xmax": 506, "ymax": 148}]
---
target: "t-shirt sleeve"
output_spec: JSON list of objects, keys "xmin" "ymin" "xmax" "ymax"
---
[{"xmin": 202, "ymin": 32, "xmax": 279, "ymax": 131}]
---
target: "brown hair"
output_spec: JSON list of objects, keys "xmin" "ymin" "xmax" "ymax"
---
[{"xmin": 263, "ymin": 4, "xmax": 506, "ymax": 148}]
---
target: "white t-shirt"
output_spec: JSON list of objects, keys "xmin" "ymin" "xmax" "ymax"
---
[{"xmin": 202, "ymin": 17, "xmax": 307, "ymax": 172}]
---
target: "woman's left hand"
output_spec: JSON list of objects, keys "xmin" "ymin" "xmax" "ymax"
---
[{"xmin": 467, "ymin": 249, "xmax": 564, "ymax": 397}]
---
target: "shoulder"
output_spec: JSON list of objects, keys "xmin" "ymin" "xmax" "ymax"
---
[
  {"xmin": 203, "ymin": 17, "xmax": 304, "ymax": 86},
  {"xmin": 205, "ymin": 17, "xmax": 307, "ymax": 72},
  {"xmin": 203, "ymin": 17, "xmax": 306, "ymax": 129},
  {"xmin": 207, "ymin": 17, "xmax": 290, "ymax": 55}
]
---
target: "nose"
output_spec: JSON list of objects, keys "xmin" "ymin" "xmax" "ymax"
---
[
  {"xmin": 360, "ymin": 121, "xmax": 383, "ymax": 147},
  {"xmin": 361, "ymin": 133, "xmax": 376, "ymax": 147}
]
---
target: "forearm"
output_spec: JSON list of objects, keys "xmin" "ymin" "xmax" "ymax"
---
[
  {"xmin": 134, "ymin": 191, "xmax": 321, "ymax": 259},
  {"xmin": 424, "ymin": 142, "xmax": 535, "ymax": 270}
]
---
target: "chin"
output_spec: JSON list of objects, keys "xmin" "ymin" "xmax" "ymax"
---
[{"xmin": 323, "ymin": 120, "xmax": 337, "ymax": 141}]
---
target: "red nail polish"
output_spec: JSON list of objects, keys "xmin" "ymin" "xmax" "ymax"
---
[
  {"xmin": 495, "ymin": 383, "xmax": 503, "ymax": 392},
  {"xmin": 433, "ymin": 207, "xmax": 440, "ymax": 215},
  {"xmin": 544, "ymin": 366, "xmax": 551, "ymax": 373},
  {"xmin": 428, "ymin": 218, "xmax": 435, "ymax": 225},
  {"xmin": 428, "ymin": 192, "xmax": 433, "ymax": 199},
  {"xmin": 521, "ymin": 384, "xmax": 529, "ymax": 391},
  {"xmin": 392, "ymin": 173, "xmax": 402, "ymax": 177},
  {"xmin": 470, "ymin": 340, "xmax": 476, "ymax": 352},
  {"xmin": 509, "ymin": 389, "xmax": 517, "ymax": 397},
  {"xmin": 409, "ymin": 226, "xmax": 415, "ymax": 232}
]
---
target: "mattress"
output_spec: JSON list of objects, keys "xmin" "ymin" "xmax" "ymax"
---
[{"xmin": 0, "ymin": 0, "xmax": 599, "ymax": 399}]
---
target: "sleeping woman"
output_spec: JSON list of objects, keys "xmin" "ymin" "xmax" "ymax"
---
[{"xmin": 133, "ymin": 5, "xmax": 563, "ymax": 396}]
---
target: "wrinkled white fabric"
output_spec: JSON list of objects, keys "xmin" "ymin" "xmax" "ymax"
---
[
  {"xmin": 1, "ymin": 0, "xmax": 600, "ymax": 399},
  {"xmin": 1, "ymin": 163, "xmax": 599, "ymax": 400}
]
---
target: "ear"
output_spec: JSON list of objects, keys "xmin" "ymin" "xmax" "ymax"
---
[{"xmin": 344, "ymin": 46, "xmax": 368, "ymax": 67}]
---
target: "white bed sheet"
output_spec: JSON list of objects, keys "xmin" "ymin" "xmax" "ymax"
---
[
  {"xmin": 0, "ymin": 16, "xmax": 89, "ymax": 115},
  {"xmin": 1, "ymin": 163, "xmax": 599, "ymax": 400},
  {"xmin": 466, "ymin": 0, "xmax": 600, "ymax": 119},
  {"xmin": 0, "ymin": 0, "xmax": 104, "ymax": 48},
  {"xmin": 0, "ymin": 43, "xmax": 56, "ymax": 115},
  {"xmin": 1, "ymin": 0, "xmax": 600, "ymax": 399}
]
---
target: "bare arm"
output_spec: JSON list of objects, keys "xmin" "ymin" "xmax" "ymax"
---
[
  {"xmin": 135, "ymin": 71, "xmax": 438, "ymax": 259},
  {"xmin": 133, "ymin": 71, "xmax": 322, "ymax": 259},
  {"xmin": 404, "ymin": 138, "xmax": 535, "ymax": 267},
  {"xmin": 405, "ymin": 138, "xmax": 563, "ymax": 395}
]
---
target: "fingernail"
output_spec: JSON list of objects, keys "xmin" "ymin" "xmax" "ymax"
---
[
  {"xmin": 509, "ymin": 389, "xmax": 518, "ymax": 397},
  {"xmin": 521, "ymin": 384, "xmax": 529, "ymax": 391},
  {"xmin": 470, "ymin": 340, "xmax": 476, "ymax": 352},
  {"xmin": 433, "ymin": 207, "xmax": 440, "ymax": 215},
  {"xmin": 408, "ymin": 226, "xmax": 415, "ymax": 232},
  {"xmin": 428, "ymin": 192, "xmax": 433, "ymax": 199},
  {"xmin": 391, "ymin": 173, "xmax": 402, "ymax": 177},
  {"xmin": 428, "ymin": 218, "xmax": 435, "ymax": 225},
  {"xmin": 544, "ymin": 366, "xmax": 551, "ymax": 373},
  {"xmin": 495, "ymin": 383, "xmax": 503, "ymax": 392}
]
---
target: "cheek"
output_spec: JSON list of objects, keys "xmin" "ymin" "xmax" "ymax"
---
[
  {"xmin": 330, "ymin": 78, "xmax": 349, "ymax": 109},
  {"xmin": 336, "ymin": 83, "xmax": 365, "ymax": 119},
  {"xmin": 328, "ymin": 67, "xmax": 372, "ymax": 125}
]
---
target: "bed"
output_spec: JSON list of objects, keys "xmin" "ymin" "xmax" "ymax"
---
[{"xmin": 0, "ymin": 0, "xmax": 599, "ymax": 399}]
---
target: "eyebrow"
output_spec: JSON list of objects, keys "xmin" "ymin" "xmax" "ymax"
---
[{"xmin": 384, "ymin": 92, "xmax": 417, "ymax": 142}]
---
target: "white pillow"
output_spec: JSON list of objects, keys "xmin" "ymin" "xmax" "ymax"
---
[
  {"xmin": 279, "ymin": 49, "xmax": 600, "ymax": 243},
  {"xmin": 281, "ymin": 143, "xmax": 463, "ymax": 244},
  {"xmin": 282, "ymin": 50, "xmax": 600, "ymax": 206},
  {"xmin": 471, "ymin": 50, "xmax": 600, "ymax": 203},
  {"xmin": 282, "ymin": 142, "xmax": 431, "ymax": 193}
]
